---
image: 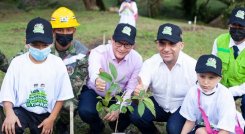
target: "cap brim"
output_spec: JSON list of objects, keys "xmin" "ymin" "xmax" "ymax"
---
[
  {"xmin": 114, "ymin": 36, "xmax": 134, "ymax": 45},
  {"xmin": 156, "ymin": 35, "xmax": 180, "ymax": 44},
  {"xmin": 228, "ymin": 20, "xmax": 245, "ymax": 27},
  {"xmin": 196, "ymin": 68, "xmax": 222, "ymax": 77},
  {"xmin": 26, "ymin": 37, "xmax": 53, "ymax": 44}
]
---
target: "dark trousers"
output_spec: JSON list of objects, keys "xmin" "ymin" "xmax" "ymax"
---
[
  {"xmin": 1, "ymin": 106, "xmax": 49, "ymax": 134},
  {"xmin": 130, "ymin": 96, "xmax": 186, "ymax": 134},
  {"xmin": 240, "ymin": 95, "xmax": 245, "ymax": 119},
  {"xmin": 78, "ymin": 85, "xmax": 131, "ymax": 134}
]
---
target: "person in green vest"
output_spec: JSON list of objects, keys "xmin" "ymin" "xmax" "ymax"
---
[{"xmin": 211, "ymin": 7, "xmax": 245, "ymax": 119}]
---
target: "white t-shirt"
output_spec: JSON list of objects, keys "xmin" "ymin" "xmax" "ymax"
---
[
  {"xmin": 119, "ymin": 1, "xmax": 138, "ymax": 27},
  {"xmin": 180, "ymin": 83, "xmax": 237, "ymax": 133},
  {"xmin": 139, "ymin": 51, "xmax": 197, "ymax": 113},
  {"xmin": 0, "ymin": 52, "xmax": 74, "ymax": 114}
]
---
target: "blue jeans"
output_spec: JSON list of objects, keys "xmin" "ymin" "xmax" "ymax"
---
[
  {"xmin": 78, "ymin": 85, "xmax": 131, "ymax": 134},
  {"xmin": 1, "ymin": 106, "xmax": 49, "ymax": 134},
  {"xmin": 130, "ymin": 96, "xmax": 186, "ymax": 134}
]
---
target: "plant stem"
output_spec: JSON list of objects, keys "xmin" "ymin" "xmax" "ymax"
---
[{"xmin": 114, "ymin": 116, "xmax": 119, "ymax": 132}]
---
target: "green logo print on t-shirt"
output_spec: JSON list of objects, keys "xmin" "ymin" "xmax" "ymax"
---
[{"xmin": 26, "ymin": 84, "xmax": 48, "ymax": 108}]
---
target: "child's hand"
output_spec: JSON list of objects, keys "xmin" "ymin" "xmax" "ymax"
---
[
  {"xmin": 1, "ymin": 112, "xmax": 21, "ymax": 134},
  {"xmin": 38, "ymin": 117, "xmax": 54, "ymax": 134}
]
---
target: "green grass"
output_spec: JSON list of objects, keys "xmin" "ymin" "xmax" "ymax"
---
[{"xmin": 0, "ymin": 7, "xmax": 227, "ymax": 133}]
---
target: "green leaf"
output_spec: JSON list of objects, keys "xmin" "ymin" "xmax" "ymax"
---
[
  {"xmin": 127, "ymin": 105, "xmax": 134, "ymax": 113},
  {"xmin": 121, "ymin": 106, "xmax": 127, "ymax": 113},
  {"xmin": 105, "ymin": 91, "xmax": 112, "ymax": 100},
  {"xmin": 124, "ymin": 99, "xmax": 132, "ymax": 103},
  {"xmin": 98, "ymin": 72, "xmax": 112, "ymax": 83},
  {"xmin": 143, "ymin": 98, "xmax": 156, "ymax": 117},
  {"xmin": 109, "ymin": 104, "xmax": 120, "ymax": 112},
  {"xmin": 96, "ymin": 96, "xmax": 102, "ymax": 100},
  {"xmin": 139, "ymin": 90, "xmax": 145, "ymax": 97},
  {"xmin": 102, "ymin": 100, "xmax": 109, "ymax": 107},
  {"xmin": 115, "ymin": 95, "xmax": 123, "ymax": 103},
  {"xmin": 109, "ymin": 62, "xmax": 117, "ymax": 80},
  {"xmin": 108, "ymin": 83, "xmax": 118, "ymax": 92},
  {"xmin": 138, "ymin": 101, "xmax": 145, "ymax": 117},
  {"xmin": 96, "ymin": 102, "xmax": 103, "ymax": 112},
  {"xmin": 132, "ymin": 96, "xmax": 139, "ymax": 100}
]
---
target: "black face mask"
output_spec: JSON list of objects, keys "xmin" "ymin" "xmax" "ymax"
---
[
  {"xmin": 229, "ymin": 27, "xmax": 245, "ymax": 42},
  {"xmin": 56, "ymin": 33, "xmax": 73, "ymax": 47}
]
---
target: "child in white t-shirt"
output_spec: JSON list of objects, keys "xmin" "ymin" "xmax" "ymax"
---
[
  {"xmin": 119, "ymin": 0, "xmax": 138, "ymax": 27},
  {"xmin": 0, "ymin": 17, "xmax": 74, "ymax": 134},
  {"xmin": 180, "ymin": 54, "xmax": 240, "ymax": 134}
]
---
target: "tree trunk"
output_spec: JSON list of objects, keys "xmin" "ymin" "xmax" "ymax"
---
[
  {"xmin": 146, "ymin": 0, "xmax": 160, "ymax": 17},
  {"xmin": 83, "ymin": 0, "xmax": 91, "ymax": 10},
  {"xmin": 96, "ymin": 0, "xmax": 106, "ymax": 11}
]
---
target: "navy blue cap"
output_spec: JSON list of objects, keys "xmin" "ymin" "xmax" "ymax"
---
[
  {"xmin": 156, "ymin": 23, "xmax": 182, "ymax": 44},
  {"xmin": 195, "ymin": 54, "xmax": 222, "ymax": 77},
  {"xmin": 228, "ymin": 7, "xmax": 245, "ymax": 26},
  {"xmin": 113, "ymin": 23, "xmax": 136, "ymax": 45},
  {"xmin": 26, "ymin": 17, "xmax": 53, "ymax": 45}
]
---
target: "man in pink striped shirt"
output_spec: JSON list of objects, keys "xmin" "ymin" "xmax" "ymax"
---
[{"xmin": 78, "ymin": 23, "xmax": 143, "ymax": 133}]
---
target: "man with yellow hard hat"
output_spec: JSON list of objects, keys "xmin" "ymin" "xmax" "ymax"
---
[{"xmin": 50, "ymin": 7, "xmax": 89, "ymax": 134}]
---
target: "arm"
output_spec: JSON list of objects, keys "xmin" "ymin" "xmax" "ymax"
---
[
  {"xmin": 229, "ymin": 83, "xmax": 245, "ymax": 97},
  {"xmin": 218, "ymin": 130, "xmax": 229, "ymax": 134},
  {"xmin": 119, "ymin": 2, "xmax": 127, "ymax": 14},
  {"xmin": 125, "ymin": 3, "xmax": 135, "ymax": 14},
  {"xmin": 181, "ymin": 120, "xmax": 195, "ymax": 134},
  {"xmin": 1, "ymin": 101, "xmax": 21, "ymax": 134},
  {"xmin": 88, "ymin": 46, "xmax": 107, "ymax": 91},
  {"xmin": 38, "ymin": 101, "xmax": 64, "ymax": 134}
]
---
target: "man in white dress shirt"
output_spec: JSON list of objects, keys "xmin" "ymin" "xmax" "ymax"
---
[{"xmin": 131, "ymin": 23, "xmax": 197, "ymax": 134}]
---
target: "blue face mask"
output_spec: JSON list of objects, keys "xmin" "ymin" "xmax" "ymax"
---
[{"xmin": 29, "ymin": 45, "xmax": 51, "ymax": 61}]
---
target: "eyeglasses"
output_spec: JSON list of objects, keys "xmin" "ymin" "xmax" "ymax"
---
[{"xmin": 114, "ymin": 42, "xmax": 132, "ymax": 49}]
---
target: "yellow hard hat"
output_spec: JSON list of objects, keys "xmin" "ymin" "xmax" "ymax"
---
[{"xmin": 50, "ymin": 7, "xmax": 80, "ymax": 28}]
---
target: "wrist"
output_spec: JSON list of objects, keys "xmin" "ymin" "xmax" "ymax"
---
[
  {"xmin": 5, "ymin": 108, "xmax": 15, "ymax": 117},
  {"xmin": 48, "ymin": 115, "xmax": 57, "ymax": 122}
]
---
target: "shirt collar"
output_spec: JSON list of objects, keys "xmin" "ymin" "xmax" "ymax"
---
[{"xmin": 229, "ymin": 38, "xmax": 245, "ymax": 51}]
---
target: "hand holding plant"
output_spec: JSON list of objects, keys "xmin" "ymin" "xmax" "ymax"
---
[{"xmin": 96, "ymin": 62, "xmax": 156, "ymax": 132}]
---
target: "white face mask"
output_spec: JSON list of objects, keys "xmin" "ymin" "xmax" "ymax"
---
[{"xmin": 28, "ymin": 45, "xmax": 51, "ymax": 61}]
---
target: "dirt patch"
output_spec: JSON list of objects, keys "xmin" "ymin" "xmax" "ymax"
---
[
  {"xmin": 11, "ymin": 27, "xmax": 25, "ymax": 33},
  {"xmin": 181, "ymin": 26, "xmax": 205, "ymax": 31},
  {"xmin": 87, "ymin": 37, "xmax": 111, "ymax": 49}
]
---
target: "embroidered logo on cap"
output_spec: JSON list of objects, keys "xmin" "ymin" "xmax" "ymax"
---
[
  {"xmin": 60, "ymin": 16, "xmax": 69, "ymax": 22},
  {"xmin": 122, "ymin": 26, "xmax": 131, "ymax": 36},
  {"xmin": 162, "ymin": 26, "xmax": 172, "ymax": 35},
  {"xmin": 235, "ymin": 10, "xmax": 245, "ymax": 20},
  {"xmin": 33, "ymin": 24, "xmax": 44, "ymax": 34},
  {"xmin": 206, "ymin": 58, "xmax": 217, "ymax": 68}
]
